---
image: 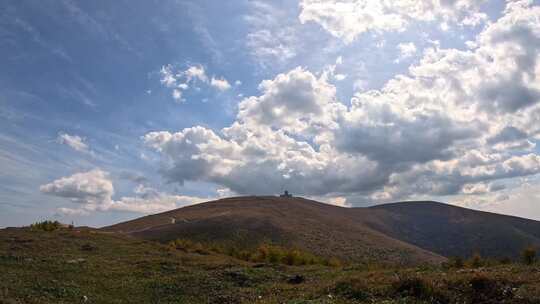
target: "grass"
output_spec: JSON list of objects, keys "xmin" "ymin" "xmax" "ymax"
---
[
  {"xmin": 1, "ymin": 227, "xmax": 540, "ymax": 303},
  {"xmin": 167, "ymin": 239, "xmax": 343, "ymax": 267}
]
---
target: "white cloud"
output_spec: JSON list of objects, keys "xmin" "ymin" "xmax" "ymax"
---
[
  {"xmin": 299, "ymin": 0, "xmax": 487, "ymax": 43},
  {"xmin": 144, "ymin": 1, "xmax": 540, "ymax": 206},
  {"xmin": 56, "ymin": 207, "xmax": 90, "ymax": 216},
  {"xmin": 185, "ymin": 65, "xmax": 208, "ymax": 83},
  {"xmin": 245, "ymin": 1, "xmax": 301, "ymax": 68},
  {"xmin": 56, "ymin": 133, "xmax": 91, "ymax": 154},
  {"xmin": 172, "ymin": 89, "xmax": 183, "ymax": 102},
  {"xmin": 237, "ymin": 67, "xmax": 342, "ymax": 134},
  {"xmin": 40, "ymin": 169, "xmax": 113, "ymax": 207},
  {"xmin": 41, "ymin": 169, "xmax": 208, "ymax": 215},
  {"xmin": 159, "ymin": 64, "xmax": 231, "ymax": 102},
  {"xmin": 112, "ymin": 193, "xmax": 205, "ymax": 214},
  {"xmin": 210, "ymin": 77, "xmax": 231, "ymax": 91},
  {"xmin": 396, "ymin": 42, "xmax": 417, "ymax": 62},
  {"xmin": 334, "ymin": 74, "xmax": 347, "ymax": 81}
]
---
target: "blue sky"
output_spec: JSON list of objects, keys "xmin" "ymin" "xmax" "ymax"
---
[{"xmin": 2, "ymin": 0, "xmax": 540, "ymax": 227}]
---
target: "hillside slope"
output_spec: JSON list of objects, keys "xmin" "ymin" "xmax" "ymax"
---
[
  {"xmin": 363, "ymin": 201, "xmax": 540, "ymax": 259},
  {"xmin": 104, "ymin": 196, "xmax": 444, "ymax": 265},
  {"xmin": 104, "ymin": 197, "xmax": 540, "ymax": 263}
]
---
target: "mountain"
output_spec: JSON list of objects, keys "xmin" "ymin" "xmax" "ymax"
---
[
  {"xmin": 103, "ymin": 196, "xmax": 540, "ymax": 263},
  {"xmin": 103, "ymin": 196, "xmax": 444, "ymax": 265},
  {"xmin": 363, "ymin": 201, "xmax": 540, "ymax": 259}
]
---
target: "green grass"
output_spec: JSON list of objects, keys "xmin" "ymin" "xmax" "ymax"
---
[{"xmin": 1, "ymin": 227, "xmax": 540, "ymax": 303}]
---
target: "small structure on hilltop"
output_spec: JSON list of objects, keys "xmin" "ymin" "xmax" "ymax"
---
[{"xmin": 280, "ymin": 190, "xmax": 293, "ymax": 198}]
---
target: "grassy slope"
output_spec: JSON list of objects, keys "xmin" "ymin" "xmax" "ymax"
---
[
  {"xmin": 104, "ymin": 197, "xmax": 540, "ymax": 264},
  {"xmin": 364, "ymin": 201, "xmax": 540, "ymax": 259},
  {"xmin": 2, "ymin": 228, "xmax": 540, "ymax": 304},
  {"xmin": 103, "ymin": 196, "xmax": 444, "ymax": 265}
]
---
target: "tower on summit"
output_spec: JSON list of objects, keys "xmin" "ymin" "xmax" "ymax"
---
[{"xmin": 280, "ymin": 190, "xmax": 293, "ymax": 198}]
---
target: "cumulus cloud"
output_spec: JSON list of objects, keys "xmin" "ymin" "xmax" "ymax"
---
[
  {"xmin": 41, "ymin": 169, "xmax": 207, "ymax": 215},
  {"xmin": 298, "ymin": 0, "xmax": 487, "ymax": 43},
  {"xmin": 159, "ymin": 64, "xmax": 231, "ymax": 102},
  {"xmin": 144, "ymin": 1, "xmax": 540, "ymax": 205},
  {"xmin": 210, "ymin": 77, "xmax": 231, "ymax": 91},
  {"xmin": 56, "ymin": 133, "xmax": 91, "ymax": 154},
  {"xmin": 396, "ymin": 42, "xmax": 417, "ymax": 62},
  {"xmin": 40, "ymin": 169, "xmax": 114, "ymax": 209},
  {"xmin": 184, "ymin": 65, "xmax": 208, "ymax": 83}
]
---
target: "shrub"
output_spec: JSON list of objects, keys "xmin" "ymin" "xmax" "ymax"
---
[
  {"xmin": 465, "ymin": 275, "xmax": 513, "ymax": 302},
  {"xmin": 192, "ymin": 242, "xmax": 209, "ymax": 255},
  {"xmin": 234, "ymin": 250, "xmax": 252, "ymax": 261},
  {"xmin": 168, "ymin": 239, "xmax": 194, "ymax": 252},
  {"xmin": 267, "ymin": 248, "xmax": 282, "ymax": 264},
  {"xmin": 324, "ymin": 257, "xmax": 343, "ymax": 267},
  {"xmin": 391, "ymin": 276, "xmax": 447, "ymax": 303},
  {"xmin": 392, "ymin": 277, "xmax": 431, "ymax": 299},
  {"xmin": 448, "ymin": 256, "xmax": 464, "ymax": 268},
  {"xmin": 30, "ymin": 220, "xmax": 62, "ymax": 232},
  {"xmin": 167, "ymin": 239, "xmax": 341, "ymax": 267},
  {"xmin": 468, "ymin": 252, "xmax": 483, "ymax": 268},
  {"xmin": 498, "ymin": 256, "xmax": 512, "ymax": 265},
  {"xmin": 81, "ymin": 243, "xmax": 97, "ymax": 251},
  {"xmin": 522, "ymin": 246, "xmax": 537, "ymax": 265},
  {"xmin": 333, "ymin": 278, "xmax": 370, "ymax": 301}
]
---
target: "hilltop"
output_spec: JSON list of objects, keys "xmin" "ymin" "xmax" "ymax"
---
[{"xmin": 104, "ymin": 196, "xmax": 540, "ymax": 263}]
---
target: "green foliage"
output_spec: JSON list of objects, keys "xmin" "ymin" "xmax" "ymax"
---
[
  {"xmin": 29, "ymin": 220, "xmax": 62, "ymax": 232},
  {"xmin": 522, "ymin": 246, "xmax": 537, "ymax": 265}
]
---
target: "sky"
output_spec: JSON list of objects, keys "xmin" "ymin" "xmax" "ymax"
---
[{"xmin": 2, "ymin": 0, "xmax": 540, "ymax": 227}]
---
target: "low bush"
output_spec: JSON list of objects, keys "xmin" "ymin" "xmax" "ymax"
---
[
  {"xmin": 498, "ymin": 256, "xmax": 512, "ymax": 265},
  {"xmin": 448, "ymin": 256, "xmax": 464, "ymax": 268},
  {"xmin": 167, "ymin": 239, "xmax": 342, "ymax": 267},
  {"xmin": 467, "ymin": 275, "xmax": 514, "ymax": 302},
  {"xmin": 167, "ymin": 239, "xmax": 194, "ymax": 252},
  {"xmin": 522, "ymin": 246, "xmax": 537, "ymax": 265},
  {"xmin": 30, "ymin": 220, "xmax": 62, "ymax": 232},
  {"xmin": 391, "ymin": 276, "xmax": 448, "ymax": 303},
  {"xmin": 333, "ymin": 278, "xmax": 370, "ymax": 301},
  {"xmin": 468, "ymin": 252, "xmax": 484, "ymax": 268}
]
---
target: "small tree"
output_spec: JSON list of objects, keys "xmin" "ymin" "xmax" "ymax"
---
[
  {"xmin": 449, "ymin": 256, "xmax": 464, "ymax": 268},
  {"xmin": 469, "ymin": 252, "xmax": 483, "ymax": 268},
  {"xmin": 30, "ymin": 220, "xmax": 62, "ymax": 232},
  {"xmin": 522, "ymin": 246, "xmax": 537, "ymax": 265}
]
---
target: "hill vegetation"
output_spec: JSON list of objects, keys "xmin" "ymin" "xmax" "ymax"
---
[
  {"xmin": 167, "ymin": 238, "xmax": 343, "ymax": 267},
  {"xmin": 103, "ymin": 196, "xmax": 446, "ymax": 265},
  {"xmin": 104, "ymin": 197, "xmax": 540, "ymax": 264},
  {"xmin": 2, "ymin": 226, "xmax": 540, "ymax": 303},
  {"xmin": 4, "ymin": 197, "xmax": 540, "ymax": 303},
  {"xmin": 365, "ymin": 201, "xmax": 540, "ymax": 259}
]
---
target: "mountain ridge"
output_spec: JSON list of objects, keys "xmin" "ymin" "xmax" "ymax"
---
[{"xmin": 103, "ymin": 196, "xmax": 540, "ymax": 264}]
